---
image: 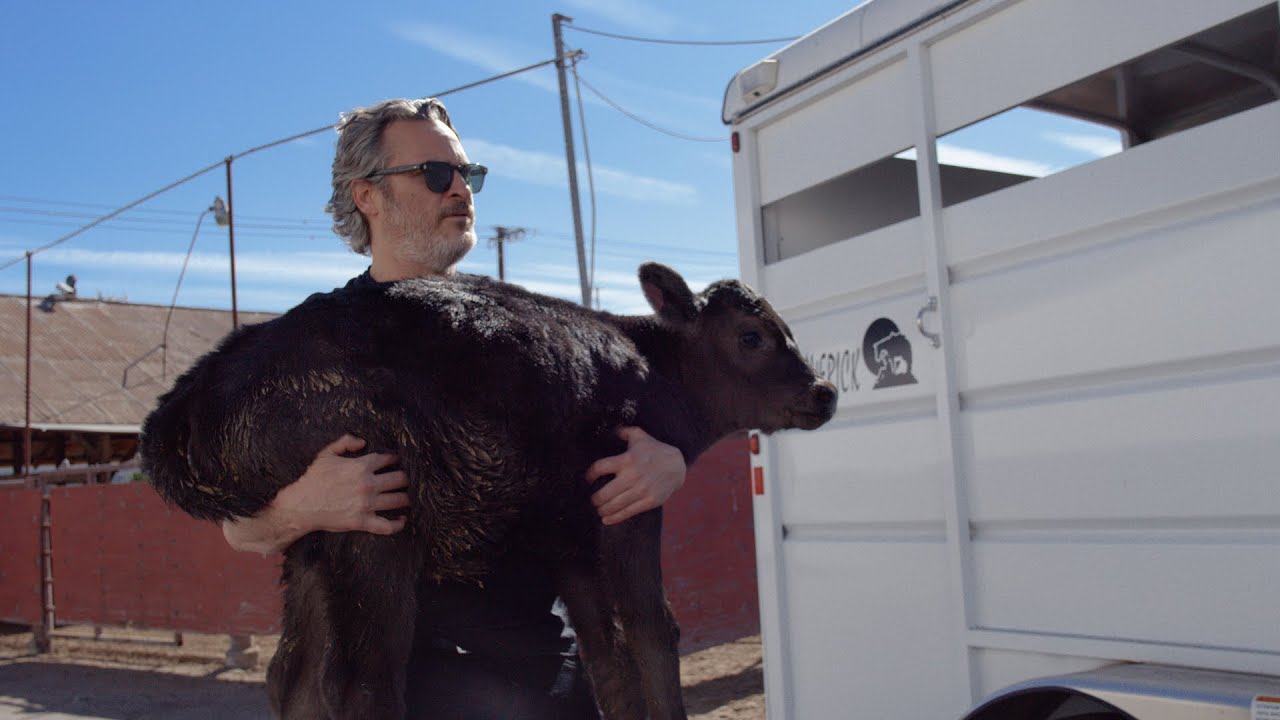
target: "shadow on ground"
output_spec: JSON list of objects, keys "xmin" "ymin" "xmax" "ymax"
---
[
  {"xmin": 0, "ymin": 662, "xmax": 270, "ymax": 720},
  {"xmin": 683, "ymin": 660, "xmax": 764, "ymax": 716}
]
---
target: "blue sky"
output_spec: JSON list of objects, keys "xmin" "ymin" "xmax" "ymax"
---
[{"xmin": 0, "ymin": 1, "xmax": 1119, "ymax": 315}]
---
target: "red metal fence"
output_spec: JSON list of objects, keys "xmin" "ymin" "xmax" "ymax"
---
[{"xmin": 0, "ymin": 434, "xmax": 758, "ymax": 652}]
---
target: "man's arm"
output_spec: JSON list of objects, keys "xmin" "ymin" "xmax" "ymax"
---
[
  {"xmin": 583, "ymin": 426, "xmax": 687, "ymax": 526},
  {"xmin": 222, "ymin": 434, "xmax": 410, "ymax": 555}
]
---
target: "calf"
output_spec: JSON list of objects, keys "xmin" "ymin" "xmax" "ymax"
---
[{"xmin": 142, "ymin": 263, "xmax": 835, "ymax": 720}]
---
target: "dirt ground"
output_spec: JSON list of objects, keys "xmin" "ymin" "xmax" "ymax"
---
[{"xmin": 0, "ymin": 623, "xmax": 763, "ymax": 719}]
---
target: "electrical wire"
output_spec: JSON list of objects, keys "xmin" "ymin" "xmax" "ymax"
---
[
  {"xmin": 572, "ymin": 72, "xmax": 726, "ymax": 143},
  {"xmin": 569, "ymin": 56, "xmax": 599, "ymax": 302},
  {"xmin": 161, "ymin": 207, "xmax": 212, "ymax": 381},
  {"xmin": 0, "ymin": 194, "xmax": 327, "ymax": 224},
  {"xmin": 565, "ymin": 24, "xmax": 798, "ymax": 46},
  {"xmin": 0, "ymin": 52, "xmax": 578, "ymax": 272},
  {"xmin": 231, "ymin": 53, "xmax": 580, "ymax": 162},
  {"xmin": 0, "ymin": 161, "xmax": 224, "ymax": 273}
]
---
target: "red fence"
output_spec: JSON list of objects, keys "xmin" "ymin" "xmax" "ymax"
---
[
  {"xmin": 0, "ymin": 489, "xmax": 42, "ymax": 624},
  {"xmin": 0, "ymin": 434, "xmax": 757, "ymax": 651},
  {"xmin": 51, "ymin": 482, "xmax": 282, "ymax": 634}
]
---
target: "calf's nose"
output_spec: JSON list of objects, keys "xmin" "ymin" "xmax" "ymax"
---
[{"xmin": 813, "ymin": 381, "xmax": 837, "ymax": 420}]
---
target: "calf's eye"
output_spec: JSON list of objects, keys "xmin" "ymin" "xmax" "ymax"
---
[{"xmin": 739, "ymin": 331, "xmax": 763, "ymax": 350}]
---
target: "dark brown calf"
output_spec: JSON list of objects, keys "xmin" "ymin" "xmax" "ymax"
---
[{"xmin": 142, "ymin": 263, "xmax": 835, "ymax": 719}]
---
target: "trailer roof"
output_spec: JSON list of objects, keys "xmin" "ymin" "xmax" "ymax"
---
[{"xmin": 721, "ymin": 0, "xmax": 967, "ymax": 124}]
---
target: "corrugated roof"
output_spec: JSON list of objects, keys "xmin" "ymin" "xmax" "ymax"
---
[{"xmin": 0, "ymin": 295, "xmax": 277, "ymax": 429}]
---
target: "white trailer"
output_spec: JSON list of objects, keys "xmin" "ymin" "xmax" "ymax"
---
[{"xmin": 724, "ymin": 1, "xmax": 1280, "ymax": 718}]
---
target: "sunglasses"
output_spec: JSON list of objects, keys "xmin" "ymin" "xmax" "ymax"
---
[{"xmin": 366, "ymin": 161, "xmax": 488, "ymax": 194}]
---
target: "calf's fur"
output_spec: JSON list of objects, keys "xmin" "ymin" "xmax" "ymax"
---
[{"xmin": 142, "ymin": 263, "xmax": 835, "ymax": 719}]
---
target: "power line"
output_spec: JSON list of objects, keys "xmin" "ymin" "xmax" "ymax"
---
[
  {"xmin": 565, "ymin": 24, "xmax": 798, "ymax": 46},
  {"xmin": 572, "ymin": 72, "xmax": 726, "ymax": 143},
  {"xmin": 0, "ymin": 160, "xmax": 225, "ymax": 273},
  {"xmin": 0, "ymin": 53, "xmax": 577, "ymax": 273},
  {"xmin": 0, "ymin": 194, "xmax": 328, "ymax": 224},
  {"xmin": 231, "ymin": 53, "xmax": 580, "ymax": 162},
  {"xmin": 0, "ymin": 205, "xmax": 328, "ymax": 232}
]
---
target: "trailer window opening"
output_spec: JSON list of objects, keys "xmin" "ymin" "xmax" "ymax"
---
[
  {"xmin": 761, "ymin": 149, "xmax": 920, "ymax": 265},
  {"xmin": 938, "ymin": 4, "xmax": 1279, "ymax": 209}
]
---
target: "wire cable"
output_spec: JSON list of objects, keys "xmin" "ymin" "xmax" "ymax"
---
[
  {"xmin": 232, "ymin": 52, "xmax": 581, "ymax": 161},
  {"xmin": 573, "ymin": 73, "xmax": 726, "ymax": 143},
  {"xmin": 565, "ymin": 24, "xmax": 798, "ymax": 46},
  {"xmin": 161, "ymin": 207, "xmax": 212, "ymax": 381},
  {"xmin": 569, "ymin": 57, "xmax": 599, "ymax": 301},
  {"xmin": 0, "ymin": 161, "xmax": 224, "ymax": 273},
  {"xmin": 0, "ymin": 52, "xmax": 580, "ymax": 273}
]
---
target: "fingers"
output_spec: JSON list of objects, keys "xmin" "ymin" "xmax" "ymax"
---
[
  {"xmin": 371, "ymin": 490, "xmax": 410, "ymax": 513},
  {"xmin": 597, "ymin": 488, "xmax": 658, "ymax": 526},
  {"xmin": 590, "ymin": 473, "xmax": 629, "ymax": 507},
  {"xmin": 584, "ymin": 455, "xmax": 621, "ymax": 484},
  {"xmin": 362, "ymin": 452, "xmax": 402, "ymax": 473},
  {"xmin": 324, "ymin": 433, "xmax": 367, "ymax": 456},
  {"xmin": 372, "ymin": 469, "xmax": 409, "ymax": 492},
  {"xmin": 616, "ymin": 425, "xmax": 652, "ymax": 443},
  {"xmin": 364, "ymin": 514, "xmax": 408, "ymax": 536}
]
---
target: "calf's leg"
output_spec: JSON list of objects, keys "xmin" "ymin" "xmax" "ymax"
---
[
  {"xmin": 268, "ymin": 556, "xmax": 333, "ymax": 719},
  {"xmin": 558, "ymin": 557, "xmax": 646, "ymax": 719},
  {"xmin": 602, "ymin": 510, "xmax": 686, "ymax": 720},
  {"xmin": 315, "ymin": 535, "xmax": 423, "ymax": 720}
]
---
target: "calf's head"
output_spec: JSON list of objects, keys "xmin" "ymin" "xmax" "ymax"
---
[{"xmin": 639, "ymin": 263, "xmax": 837, "ymax": 436}]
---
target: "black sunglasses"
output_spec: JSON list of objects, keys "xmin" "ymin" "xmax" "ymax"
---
[{"xmin": 366, "ymin": 161, "xmax": 488, "ymax": 194}]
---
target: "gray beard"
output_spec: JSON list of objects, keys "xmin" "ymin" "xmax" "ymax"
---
[{"xmin": 384, "ymin": 199, "xmax": 476, "ymax": 275}]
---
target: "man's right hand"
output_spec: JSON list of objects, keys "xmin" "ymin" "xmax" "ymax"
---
[{"xmin": 221, "ymin": 434, "xmax": 410, "ymax": 555}]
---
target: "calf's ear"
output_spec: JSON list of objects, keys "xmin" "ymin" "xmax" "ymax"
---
[{"xmin": 639, "ymin": 262, "xmax": 697, "ymax": 324}]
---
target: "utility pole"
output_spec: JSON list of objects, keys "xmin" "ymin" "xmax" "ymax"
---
[
  {"xmin": 552, "ymin": 13, "xmax": 591, "ymax": 306},
  {"xmin": 490, "ymin": 226, "xmax": 527, "ymax": 281}
]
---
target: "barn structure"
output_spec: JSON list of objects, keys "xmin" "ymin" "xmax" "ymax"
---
[{"xmin": 0, "ymin": 291, "xmax": 275, "ymax": 477}]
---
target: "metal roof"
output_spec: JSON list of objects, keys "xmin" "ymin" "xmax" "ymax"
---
[{"xmin": 0, "ymin": 295, "xmax": 277, "ymax": 429}]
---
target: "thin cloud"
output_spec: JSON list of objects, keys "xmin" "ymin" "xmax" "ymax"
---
[
  {"xmin": 391, "ymin": 19, "xmax": 719, "ymax": 138},
  {"xmin": 37, "ymin": 247, "xmax": 369, "ymax": 286},
  {"xmin": 1044, "ymin": 131, "xmax": 1123, "ymax": 159},
  {"xmin": 391, "ymin": 22, "xmax": 559, "ymax": 93},
  {"xmin": 467, "ymin": 138, "xmax": 697, "ymax": 205},
  {"xmin": 563, "ymin": 0, "xmax": 682, "ymax": 35}
]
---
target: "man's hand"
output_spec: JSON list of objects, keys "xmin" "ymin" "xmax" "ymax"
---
[
  {"xmin": 221, "ymin": 434, "xmax": 410, "ymax": 555},
  {"xmin": 584, "ymin": 427, "xmax": 686, "ymax": 526}
]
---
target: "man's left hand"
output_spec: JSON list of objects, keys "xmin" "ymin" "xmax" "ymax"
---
[{"xmin": 584, "ymin": 426, "xmax": 686, "ymax": 525}]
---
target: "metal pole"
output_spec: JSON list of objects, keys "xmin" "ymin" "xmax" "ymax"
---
[
  {"xmin": 490, "ymin": 226, "xmax": 526, "ymax": 282},
  {"xmin": 552, "ymin": 14, "xmax": 591, "ymax": 306},
  {"xmin": 36, "ymin": 483, "xmax": 53, "ymax": 653},
  {"xmin": 23, "ymin": 252, "xmax": 32, "ymax": 482},
  {"xmin": 224, "ymin": 158, "xmax": 240, "ymax": 329}
]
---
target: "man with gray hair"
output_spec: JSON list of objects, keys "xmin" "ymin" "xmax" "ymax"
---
[{"xmin": 221, "ymin": 97, "xmax": 687, "ymax": 717}]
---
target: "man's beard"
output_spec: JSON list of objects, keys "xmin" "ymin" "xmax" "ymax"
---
[{"xmin": 383, "ymin": 193, "xmax": 476, "ymax": 275}]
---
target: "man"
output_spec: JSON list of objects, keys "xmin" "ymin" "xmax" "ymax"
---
[{"xmin": 221, "ymin": 98, "xmax": 686, "ymax": 717}]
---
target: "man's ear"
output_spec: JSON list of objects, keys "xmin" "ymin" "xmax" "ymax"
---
[
  {"xmin": 639, "ymin": 263, "xmax": 697, "ymax": 324},
  {"xmin": 351, "ymin": 177, "xmax": 381, "ymax": 218}
]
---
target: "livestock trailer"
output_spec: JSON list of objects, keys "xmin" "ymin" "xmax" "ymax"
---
[{"xmin": 723, "ymin": 0, "xmax": 1280, "ymax": 717}]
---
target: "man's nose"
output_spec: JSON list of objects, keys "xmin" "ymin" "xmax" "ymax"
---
[{"xmin": 447, "ymin": 167, "xmax": 472, "ymax": 199}]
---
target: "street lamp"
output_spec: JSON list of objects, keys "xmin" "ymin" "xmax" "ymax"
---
[{"xmin": 160, "ymin": 197, "xmax": 225, "ymax": 382}]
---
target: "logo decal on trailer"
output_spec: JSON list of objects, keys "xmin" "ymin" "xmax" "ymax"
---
[{"xmin": 863, "ymin": 318, "xmax": 917, "ymax": 389}]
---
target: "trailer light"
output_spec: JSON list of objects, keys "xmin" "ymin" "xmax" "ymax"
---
[
  {"xmin": 739, "ymin": 59, "xmax": 779, "ymax": 101},
  {"xmin": 753, "ymin": 466, "xmax": 765, "ymax": 495}
]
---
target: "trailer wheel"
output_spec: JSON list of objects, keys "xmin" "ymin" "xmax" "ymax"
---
[{"xmin": 962, "ymin": 687, "xmax": 1137, "ymax": 720}]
